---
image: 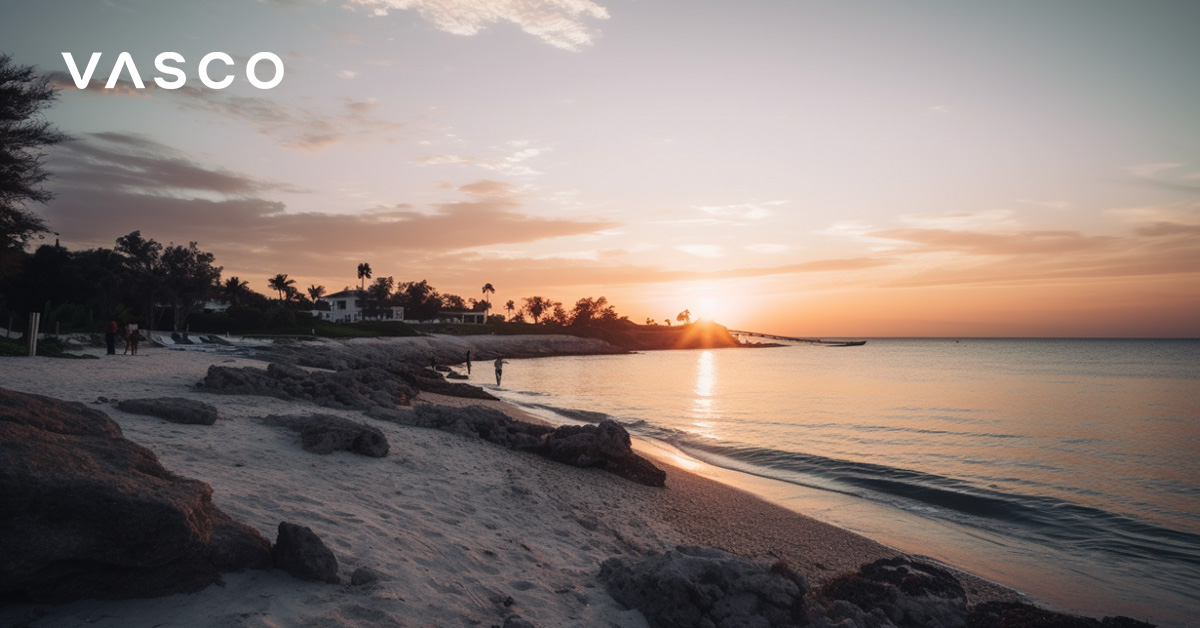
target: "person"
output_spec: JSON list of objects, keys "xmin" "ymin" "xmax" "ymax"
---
[
  {"xmin": 128, "ymin": 326, "xmax": 144, "ymax": 355},
  {"xmin": 429, "ymin": 353, "xmax": 437, "ymax": 370},
  {"xmin": 465, "ymin": 349, "xmax": 472, "ymax": 375},
  {"xmin": 122, "ymin": 322, "xmax": 137, "ymax": 355},
  {"xmin": 105, "ymin": 320, "xmax": 118, "ymax": 355},
  {"xmin": 494, "ymin": 356, "xmax": 506, "ymax": 386}
]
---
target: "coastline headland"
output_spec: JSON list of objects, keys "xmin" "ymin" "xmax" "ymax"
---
[{"xmin": 0, "ymin": 333, "xmax": 1158, "ymax": 628}]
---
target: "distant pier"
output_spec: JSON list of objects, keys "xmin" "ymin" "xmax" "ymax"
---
[{"xmin": 729, "ymin": 330, "xmax": 866, "ymax": 347}]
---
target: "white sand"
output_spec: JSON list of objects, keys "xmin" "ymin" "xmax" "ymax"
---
[{"xmin": 0, "ymin": 341, "xmax": 1017, "ymax": 627}]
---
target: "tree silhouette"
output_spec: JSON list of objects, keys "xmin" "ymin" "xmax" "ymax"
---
[
  {"xmin": 223, "ymin": 277, "xmax": 250, "ymax": 305},
  {"xmin": 367, "ymin": 276, "xmax": 394, "ymax": 318},
  {"xmin": 268, "ymin": 273, "xmax": 295, "ymax": 302},
  {"xmin": 676, "ymin": 309, "xmax": 691, "ymax": 324},
  {"xmin": 481, "ymin": 283, "xmax": 495, "ymax": 308},
  {"xmin": 307, "ymin": 284, "xmax": 326, "ymax": 302},
  {"xmin": 357, "ymin": 262, "xmax": 372, "ymax": 291},
  {"xmin": 159, "ymin": 241, "xmax": 222, "ymax": 331},
  {"xmin": 522, "ymin": 296, "xmax": 551, "ymax": 324},
  {"xmin": 1, "ymin": 54, "xmax": 69, "ymax": 267},
  {"xmin": 505, "ymin": 299, "xmax": 515, "ymax": 320}
]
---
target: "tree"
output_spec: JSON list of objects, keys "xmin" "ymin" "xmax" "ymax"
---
[
  {"xmin": 505, "ymin": 299, "xmax": 516, "ymax": 320},
  {"xmin": 481, "ymin": 283, "xmax": 495, "ymax": 309},
  {"xmin": 570, "ymin": 296, "xmax": 619, "ymax": 326},
  {"xmin": 1, "ymin": 54, "xmax": 69, "ymax": 267},
  {"xmin": 115, "ymin": 231, "xmax": 165, "ymax": 327},
  {"xmin": 645, "ymin": 317, "xmax": 658, "ymax": 325},
  {"xmin": 442, "ymin": 293, "xmax": 466, "ymax": 310},
  {"xmin": 268, "ymin": 273, "xmax": 295, "ymax": 302},
  {"xmin": 159, "ymin": 241, "xmax": 222, "ymax": 331},
  {"xmin": 307, "ymin": 284, "xmax": 326, "ymax": 302},
  {"xmin": 223, "ymin": 277, "xmax": 251, "ymax": 306},
  {"xmin": 367, "ymin": 275, "xmax": 394, "ymax": 318},
  {"xmin": 522, "ymin": 296, "xmax": 552, "ymax": 324},
  {"xmin": 396, "ymin": 279, "xmax": 442, "ymax": 321},
  {"xmin": 676, "ymin": 309, "xmax": 691, "ymax": 324},
  {"xmin": 357, "ymin": 263, "xmax": 372, "ymax": 291}
]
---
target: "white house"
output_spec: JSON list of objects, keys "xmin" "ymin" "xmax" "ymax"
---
[{"xmin": 313, "ymin": 289, "xmax": 404, "ymax": 323}]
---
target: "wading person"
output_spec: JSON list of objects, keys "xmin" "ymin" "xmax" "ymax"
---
[
  {"xmin": 494, "ymin": 356, "xmax": 506, "ymax": 386},
  {"xmin": 105, "ymin": 320, "xmax": 118, "ymax": 355}
]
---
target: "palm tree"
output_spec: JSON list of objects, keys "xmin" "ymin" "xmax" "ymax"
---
[
  {"xmin": 222, "ymin": 276, "xmax": 250, "ymax": 306},
  {"xmin": 268, "ymin": 273, "xmax": 295, "ymax": 302},
  {"xmin": 357, "ymin": 263, "xmax": 372, "ymax": 291},
  {"xmin": 307, "ymin": 284, "xmax": 326, "ymax": 302},
  {"xmin": 676, "ymin": 309, "xmax": 691, "ymax": 324},
  {"xmin": 481, "ymin": 283, "xmax": 495, "ymax": 309},
  {"xmin": 504, "ymin": 299, "xmax": 515, "ymax": 321}
]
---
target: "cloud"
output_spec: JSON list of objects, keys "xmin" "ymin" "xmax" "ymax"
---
[
  {"xmin": 695, "ymin": 200, "xmax": 784, "ymax": 222},
  {"xmin": 48, "ymin": 72, "xmax": 404, "ymax": 151},
  {"xmin": 677, "ymin": 245, "xmax": 723, "ymax": 258},
  {"xmin": 412, "ymin": 140, "xmax": 551, "ymax": 177},
  {"xmin": 44, "ymin": 138, "xmax": 617, "ymax": 282},
  {"xmin": 745, "ymin": 244, "xmax": 788, "ymax": 254},
  {"xmin": 869, "ymin": 228, "xmax": 1116, "ymax": 256},
  {"xmin": 347, "ymin": 0, "xmax": 610, "ymax": 51},
  {"xmin": 1124, "ymin": 162, "xmax": 1183, "ymax": 178}
]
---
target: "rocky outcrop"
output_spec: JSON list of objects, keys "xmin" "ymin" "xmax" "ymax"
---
[
  {"xmin": 273, "ymin": 522, "xmax": 339, "ymax": 584},
  {"xmin": 599, "ymin": 546, "xmax": 809, "ymax": 628},
  {"xmin": 202, "ymin": 363, "xmax": 417, "ymax": 409},
  {"xmin": 528, "ymin": 420, "xmax": 667, "ymax": 487},
  {"xmin": 261, "ymin": 414, "xmax": 389, "ymax": 457},
  {"xmin": 0, "ymin": 387, "xmax": 271, "ymax": 602},
  {"xmin": 372, "ymin": 405, "xmax": 666, "ymax": 487},
  {"xmin": 966, "ymin": 601, "xmax": 1156, "ymax": 628},
  {"xmin": 116, "ymin": 397, "xmax": 220, "ymax": 425},
  {"xmin": 810, "ymin": 557, "xmax": 967, "ymax": 628}
]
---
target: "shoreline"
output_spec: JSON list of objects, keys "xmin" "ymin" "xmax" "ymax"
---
[{"xmin": 0, "ymin": 338, "xmax": 1095, "ymax": 627}]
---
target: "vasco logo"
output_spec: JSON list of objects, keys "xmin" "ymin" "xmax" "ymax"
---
[{"xmin": 62, "ymin": 52, "xmax": 285, "ymax": 90}]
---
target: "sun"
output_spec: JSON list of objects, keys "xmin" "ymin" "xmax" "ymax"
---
[{"xmin": 692, "ymin": 295, "xmax": 721, "ymax": 322}]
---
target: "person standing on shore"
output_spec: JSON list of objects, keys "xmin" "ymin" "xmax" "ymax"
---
[
  {"xmin": 105, "ymin": 320, "xmax": 118, "ymax": 355},
  {"xmin": 465, "ymin": 349, "xmax": 472, "ymax": 375},
  {"xmin": 122, "ymin": 322, "xmax": 137, "ymax": 355},
  {"xmin": 128, "ymin": 325, "xmax": 144, "ymax": 355},
  {"xmin": 494, "ymin": 356, "xmax": 506, "ymax": 386}
]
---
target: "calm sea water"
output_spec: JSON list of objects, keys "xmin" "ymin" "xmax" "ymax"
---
[{"xmin": 469, "ymin": 339, "xmax": 1200, "ymax": 626}]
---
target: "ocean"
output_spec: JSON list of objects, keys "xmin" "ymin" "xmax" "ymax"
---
[{"xmin": 467, "ymin": 338, "xmax": 1200, "ymax": 627}]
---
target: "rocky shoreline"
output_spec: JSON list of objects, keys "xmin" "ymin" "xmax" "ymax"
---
[{"xmin": 0, "ymin": 337, "xmax": 1158, "ymax": 627}]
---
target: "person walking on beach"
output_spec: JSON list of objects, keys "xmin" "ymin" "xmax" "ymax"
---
[
  {"xmin": 465, "ymin": 349, "xmax": 472, "ymax": 375},
  {"xmin": 105, "ymin": 320, "xmax": 118, "ymax": 355},
  {"xmin": 494, "ymin": 356, "xmax": 506, "ymax": 386}
]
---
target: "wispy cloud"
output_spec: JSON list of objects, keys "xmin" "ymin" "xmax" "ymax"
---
[
  {"xmin": 47, "ymin": 72, "xmax": 404, "ymax": 151},
  {"xmin": 346, "ymin": 0, "xmax": 610, "ymax": 51},
  {"xmin": 412, "ymin": 140, "xmax": 551, "ymax": 177},
  {"xmin": 677, "ymin": 244, "xmax": 723, "ymax": 258}
]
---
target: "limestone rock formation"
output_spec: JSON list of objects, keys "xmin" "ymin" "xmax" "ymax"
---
[
  {"xmin": 599, "ymin": 546, "xmax": 809, "ymax": 628},
  {"xmin": 116, "ymin": 397, "xmax": 220, "ymax": 425},
  {"xmin": 0, "ymin": 387, "xmax": 271, "ymax": 602},
  {"xmin": 261, "ymin": 413, "xmax": 389, "ymax": 457},
  {"xmin": 273, "ymin": 522, "xmax": 339, "ymax": 584}
]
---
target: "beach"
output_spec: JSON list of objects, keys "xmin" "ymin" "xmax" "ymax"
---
[{"xmin": 1, "ymin": 336, "xmax": 1039, "ymax": 627}]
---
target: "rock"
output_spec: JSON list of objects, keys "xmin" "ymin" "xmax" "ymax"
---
[
  {"xmin": 599, "ymin": 546, "xmax": 809, "ymax": 628},
  {"xmin": 116, "ymin": 397, "xmax": 220, "ymax": 425},
  {"xmin": 503, "ymin": 615, "xmax": 537, "ymax": 628},
  {"xmin": 966, "ymin": 601, "xmax": 1157, "ymax": 628},
  {"xmin": 350, "ymin": 566, "xmax": 388, "ymax": 586},
  {"xmin": 813, "ymin": 557, "xmax": 966, "ymax": 628},
  {"xmin": 0, "ymin": 387, "xmax": 271, "ymax": 602},
  {"xmin": 531, "ymin": 420, "xmax": 667, "ymax": 487},
  {"xmin": 399, "ymin": 406, "xmax": 667, "ymax": 487},
  {"xmin": 261, "ymin": 414, "xmax": 389, "ymax": 457},
  {"xmin": 273, "ymin": 522, "xmax": 339, "ymax": 584},
  {"xmin": 203, "ymin": 363, "xmax": 417, "ymax": 410}
]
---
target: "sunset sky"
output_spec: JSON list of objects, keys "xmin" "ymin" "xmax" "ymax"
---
[{"xmin": 4, "ymin": 0, "xmax": 1198, "ymax": 336}]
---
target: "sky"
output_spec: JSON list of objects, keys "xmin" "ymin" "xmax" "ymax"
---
[{"xmin": 3, "ymin": 0, "xmax": 1199, "ymax": 337}]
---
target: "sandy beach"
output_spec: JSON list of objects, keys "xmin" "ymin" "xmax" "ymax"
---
[{"xmin": 0, "ymin": 337, "xmax": 1023, "ymax": 628}]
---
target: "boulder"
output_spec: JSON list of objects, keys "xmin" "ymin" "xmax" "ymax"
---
[
  {"xmin": 0, "ymin": 387, "xmax": 271, "ymax": 602},
  {"xmin": 599, "ymin": 546, "xmax": 808, "ymax": 628},
  {"xmin": 812, "ymin": 557, "xmax": 967, "ymax": 628},
  {"xmin": 261, "ymin": 414, "xmax": 389, "ymax": 457},
  {"xmin": 350, "ymin": 566, "xmax": 388, "ymax": 586},
  {"xmin": 396, "ymin": 406, "xmax": 666, "ymax": 487},
  {"xmin": 202, "ymin": 363, "xmax": 416, "ymax": 410},
  {"xmin": 966, "ymin": 601, "xmax": 1156, "ymax": 628},
  {"xmin": 273, "ymin": 522, "xmax": 339, "ymax": 584},
  {"xmin": 116, "ymin": 397, "xmax": 220, "ymax": 425},
  {"xmin": 531, "ymin": 420, "xmax": 667, "ymax": 487}
]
